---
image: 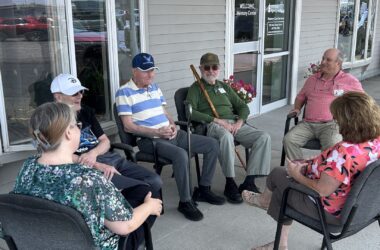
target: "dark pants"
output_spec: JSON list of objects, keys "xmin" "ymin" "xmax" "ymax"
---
[
  {"xmin": 266, "ymin": 167, "xmax": 340, "ymax": 225},
  {"xmin": 138, "ymin": 129, "xmax": 219, "ymax": 202},
  {"xmin": 97, "ymin": 151, "xmax": 163, "ymax": 197}
]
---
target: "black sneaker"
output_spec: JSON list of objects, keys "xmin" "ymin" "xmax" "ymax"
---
[
  {"xmin": 238, "ymin": 182, "xmax": 261, "ymax": 194},
  {"xmin": 224, "ymin": 182, "xmax": 243, "ymax": 204},
  {"xmin": 193, "ymin": 186, "xmax": 226, "ymax": 205},
  {"xmin": 178, "ymin": 201, "xmax": 204, "ymax": 221}
]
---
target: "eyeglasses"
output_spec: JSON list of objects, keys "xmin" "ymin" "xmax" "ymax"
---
[
  {"xmin": 74, "ymin": 122, "xmax": 82, "ymax": 129},
  {"xmin": 72, "ymin": 90, "xmax": 85, "ymax": 97},
  {"xmin": 203, "ymin": 65, "xmax": 219, "ymax": 71}
]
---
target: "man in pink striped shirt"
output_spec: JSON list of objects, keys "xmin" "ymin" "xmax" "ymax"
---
[{"xmin": 283, "ymin": 48, "xmax": 363, "ymax": 160}]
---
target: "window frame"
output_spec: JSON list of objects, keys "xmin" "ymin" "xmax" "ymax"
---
[
  {"xmin": 0, "ymin": 0, "xmax": 146, "ymax": 155},
  {"xmin": 336, "ymin": 0, "xmax": 379, "ymax": 68}
]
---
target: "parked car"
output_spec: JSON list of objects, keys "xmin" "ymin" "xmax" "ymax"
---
[{"xmin": 0, "ymin": 16, "xmax": 50, "ymax": 41}]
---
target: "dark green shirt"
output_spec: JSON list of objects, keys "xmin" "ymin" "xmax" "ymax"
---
[{"xmin": 186, "ymin": 78, "xmax": 250, "ymax": 123}]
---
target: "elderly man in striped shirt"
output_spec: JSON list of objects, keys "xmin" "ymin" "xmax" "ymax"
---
[{"xmin": 115, "ymin": 53, "xmax": 225, "ymax": 221}]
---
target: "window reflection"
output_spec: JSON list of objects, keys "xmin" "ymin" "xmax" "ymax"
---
[
  {"xmin": 337, "ymin": 0, "xmax": 376, "ymax": 63},
  {"xmin": 72, "ymin": 0, "xmax": 110, "ymax": 121},
  {"xmin": 233, "ymin": 53, "xmax": 257, "ymax": 98},
  {"xmin": 355, "ymin": 0, "xmax": 368, "ymax": 60},
  {"xmin": 0, "ymin": 0, "xmax": 68, "ymax": 146},
  {"xmin": 263, "ymin": 56, "xmax": 287, "ymax": 105},
  {"xmin": 264, "ymin": 0, "xmax": 290, "ymax": 54},
  {"xmin": 234, "ymin": 0, "xmax": 259, "ymax": 43},
  {"xmin": 367, "ymin": 0, "xmax": 377, "ymax": 57},
  {"xmin": 337, "ymin": 0, "xmax": 355, "ymax": 61},
  {"xmin": 115, "ymin": 0, "xmax": 141, "ymax": 84}
]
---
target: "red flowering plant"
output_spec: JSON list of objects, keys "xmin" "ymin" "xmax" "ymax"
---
[
  {"xmin": 223, "ymin": 75, "xmax": 256, "ymax": 104},
  {"xmin": 304, "ymin": 61, "xmax": 321, "ymax": 78}
]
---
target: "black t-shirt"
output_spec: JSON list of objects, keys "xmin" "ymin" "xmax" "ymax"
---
[{"xmin": 76, "ymin": 105, "xmax": 104, "ymax": 154}]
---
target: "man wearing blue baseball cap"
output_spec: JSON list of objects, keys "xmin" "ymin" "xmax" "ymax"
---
[{"xmin": 115, "ymin": 53, "xmax": 225, "ymax": 221}]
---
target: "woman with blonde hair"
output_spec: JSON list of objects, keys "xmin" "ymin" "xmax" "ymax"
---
[
  {"xmin": 13, "ymin": 102, "xmax": 162, "ymax": 250},
  {"xmin": 242, "ymin": 92, "xmax": 380, "ymax": 250}
]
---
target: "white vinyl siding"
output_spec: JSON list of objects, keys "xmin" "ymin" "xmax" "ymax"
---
[{"xmin": 146, "ymin": 0, "xmax": 226, "ymax": 116}]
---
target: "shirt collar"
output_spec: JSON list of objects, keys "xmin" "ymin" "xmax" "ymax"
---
[
  {"xmin": 317, "ymin": 70, "xmax": 344, "ymax": 81},
  {"xmin": 127, "ymin": 78, "xmax": 153, "ymax": 91}
]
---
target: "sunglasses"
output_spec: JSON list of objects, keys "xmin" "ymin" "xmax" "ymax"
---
[
  {"xmin": 72, "ymin": 90, "xmax": 85, "ymax": 97},
  {"xmin": 203, "ymin": 65, "xmax": 219, "ymax": 71}
]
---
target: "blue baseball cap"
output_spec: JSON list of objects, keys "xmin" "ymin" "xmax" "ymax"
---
[{"xmin": 132, "ymin": 53, "xmax": 159, "ymax": 71}]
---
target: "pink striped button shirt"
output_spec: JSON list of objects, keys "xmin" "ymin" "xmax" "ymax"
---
[{"xmin": 297, "ymin": 71, "xmax": 363, "ymax": 122}]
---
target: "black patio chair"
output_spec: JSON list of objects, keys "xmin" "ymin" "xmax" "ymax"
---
[
  {"xmin": 0, "ymin": 194, "xmax": 152, "ymax": 250},
  {"xmin": 280, "ymin": 109, "xmax": 321, "ymax": 166},
  {"xmin": 174, "ymin": 87, "xmax": 249, "ymax": 168},
  {"xmin": 273, "ymin": 159, "xmax": 380, "ymax": 250}
]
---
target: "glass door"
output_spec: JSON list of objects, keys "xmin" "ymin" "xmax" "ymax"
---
[
  {"xmin": 261, "ymin": 0, "xmax": 291, "ymax": 113},
  {"xmin": 229, "ymin": 0, "xmax": 292, "ymax": 115},
  {"xmin": 231, "ymin": 0, "xmax": 263, "ymax": 115}
]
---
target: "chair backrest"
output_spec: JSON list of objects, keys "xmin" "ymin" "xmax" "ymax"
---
[
  {"xmin": 174, "ymin": 87, "xmax": 189, "ymax": 122},
  {"xmin": 174, "ymin": 87, "xmax": 207, "ymax": 135},
  {"xmin": 174, "ymin": 87, "xmax": 190, "ymax": 131},
  {"xmin": 0, "ymin": 193, "xmax": 96, "ymax": 250},
  {"xmin": 113, "ymin": 102, "xmax": 138, "ymax": 146},
  {"xmin": 339, "ymin": 159, "xmax": 380, "ymax": 227}
]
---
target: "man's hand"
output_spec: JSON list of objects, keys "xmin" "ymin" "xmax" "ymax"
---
[
  {"xmin": 230, "ymin": 119, "xmax": 244, "ymax": 135},
  {"xmin": 214, "ymin": 118, "xmax": 233, "ymax": 132},
  {"xmin": 168, "ymin": 124, "xmax": 177, "ymax": 140},
  {"xmin": 78, "ymin": 150, "xmax": 99, "ymax": 167},
  {"xmin": 288, "ymin": 108, "xmax": 301, "ymax": 117},
  {"xmin": 156, "ymin": 125, "xmax": 174, "ymax": 139}
]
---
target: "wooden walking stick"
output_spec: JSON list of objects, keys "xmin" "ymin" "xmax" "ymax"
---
[{"xmin": 190, "ymin": 65, "xmax": 246, "ymax": 169}]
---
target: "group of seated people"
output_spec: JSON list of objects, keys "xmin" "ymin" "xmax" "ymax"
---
[{"xmin": 11, "ymin": 48, "xmax": 380, "ymax": 250}]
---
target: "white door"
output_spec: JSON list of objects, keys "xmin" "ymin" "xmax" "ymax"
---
[{"xmin": 226, "ymin": 0, "xmax": 292, "ymax": 115}]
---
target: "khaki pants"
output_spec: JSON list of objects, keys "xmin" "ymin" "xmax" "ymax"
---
[
  {"xmin": 283, "ymin": 121, "xmax": 342, "ymax": 160},
  {"xmin": 207, "ymin": 121, "xmax": 271, "ymax": 177}
]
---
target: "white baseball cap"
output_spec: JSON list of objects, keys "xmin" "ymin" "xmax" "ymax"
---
[{"xmin": 50, "ymin": 73, "xmax": 88, "ymax": 95}]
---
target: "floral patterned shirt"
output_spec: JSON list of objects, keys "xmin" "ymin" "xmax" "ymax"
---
[
  {"xmin": 305, "ymin": 136, "xmax": 380, "ymax": 217},
  {"xmin": 13, "ymin": 156, "xmax": 133, "ymax": 250}
]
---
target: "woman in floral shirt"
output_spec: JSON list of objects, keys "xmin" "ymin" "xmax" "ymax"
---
[
  {"xmin": 13, "ymin": 102, "xmax": 162, "ymax": 250},
  {"xmin": 241, "ymin": 92, "xmax": 380, "ymax": 250}
]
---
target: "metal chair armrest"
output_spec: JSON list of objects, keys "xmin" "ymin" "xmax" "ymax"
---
[{"xmin": 110, "ymin": 143, "xmax": 136, "ymax": 163}]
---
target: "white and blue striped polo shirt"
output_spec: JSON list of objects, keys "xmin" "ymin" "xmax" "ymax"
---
[{"xmin": 115, "ymin": 79, "xmax": 170, "ymax": 129}]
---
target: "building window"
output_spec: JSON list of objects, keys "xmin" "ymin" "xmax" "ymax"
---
[
  {"xmin": 0, "ymin": 0, "xmax": 142, "ymax": 153},
  {"xmin": 337, "ymin": 0, "xmax": 377, "ymax": 65},
  {"xmin": 0, "ymin": 0, "xmax": 70, "ymax": 151},
  {"xmin": 115, "ymin": 0, "xmax": 141, "ymax": 84}
]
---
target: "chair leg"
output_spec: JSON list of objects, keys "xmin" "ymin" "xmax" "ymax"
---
[
  {"xmin": 154, "ymin": 164, "xmax": 163, "ymax": 175},
  {"xmin": 273, "ymin": 220, "xmax": 284, "ymax": 250},
  {"xmin": 280, "ymin": 146, "xmax": 286, "ymax": 166},
  {"xmin": 320, "ymin": 238, "xmax": 326, "ymax": 250},
  {"xmin": 143, "ymin": 222, "xmax": 153, "ymax": 250},
  {"xmin": 194, "ymin": 154, "xmax": 201, "ymax": 185}
]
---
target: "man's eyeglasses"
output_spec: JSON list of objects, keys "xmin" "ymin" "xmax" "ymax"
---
[
  {"xmin": 72, "ymin": 90, "xmax": 85, "ymax": 97},
  {"xmin": 75, "ymin": 122, "xmax": 82, "ymax": 129},
  {"xmin": 203, "ymin": 65, "xmax": 219, "ymax": 71}
]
